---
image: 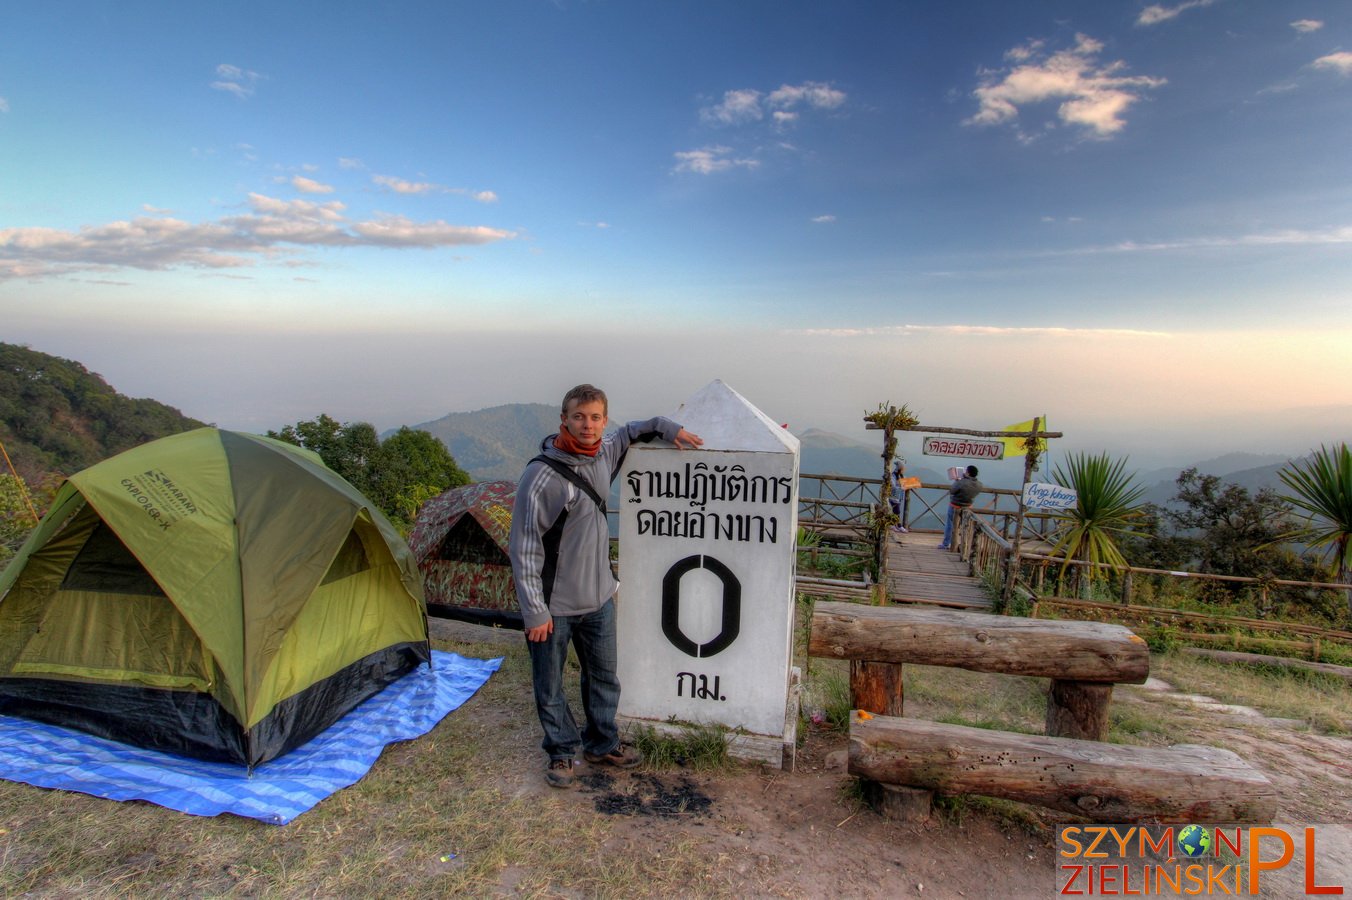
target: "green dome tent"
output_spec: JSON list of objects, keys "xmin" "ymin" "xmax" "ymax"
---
[{"xmin": 0, "ymin": 428, "xmax": 429, "ymax": 767}]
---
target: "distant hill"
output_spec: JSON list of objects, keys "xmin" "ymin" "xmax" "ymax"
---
[
  {"xmin": 401, "ymin": 403, "xmax": 559, "ymax": 482},
  {"xmin": 797, "ymin": 428, "xmax": 947, "ymax": 483},
  {"xmin": 400, "ymin": 412, "xmax": 957, "ymax": 486},
  {"xmin": 392, "ymin": 406, "xmax": 1310, "ymax": 509},
  {"xmin": 0, "ymin": 342, "xmax": 205, "ymax": 480},
  {"xmin": 1140, "ymin": 458, "xmax": 1294, "ymax": 509}
]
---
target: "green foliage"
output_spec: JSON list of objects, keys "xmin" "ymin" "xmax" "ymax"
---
[
  {"xmin": 0, "ymin": 473, "xmax": 61, "ymax": 566},
  {"xmin": 1167, "ymin": 468, "xmax": 1311, "ymax": 581},
  {"xmin": 0, "ymin": 342, "xmax": 204, "ymax": 480},
  {"xmin": 0, "ymin": 476, "xmax": 37, "ymax": 565},
  {"xmin": 1048, "ymin": 452, "xmax": 1146, "ymax": 586},
  {"xmin": 630, "ymin": 723, "xmax": 733, "ymax": 771},
  {"xmin": 1278, "ymin": 443, "xmax": 1352, "ymax": 587},
  {"xmin": 268, "ymin": 415, "xmax": 470, "ymax": 533},
  {"xmin": 802, "ymin": 665, "xmax": 852, "ymax": 733}
]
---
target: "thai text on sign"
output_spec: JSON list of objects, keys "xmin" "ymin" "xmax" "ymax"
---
[{"xmin": 921, "ymin": 436, "xmax": 1006, "ymax": 460}]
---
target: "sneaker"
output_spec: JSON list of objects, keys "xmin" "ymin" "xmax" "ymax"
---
[
  {"xmin": 584, "ymin": 742, "xmax": 642, "ymax": 769},
  {"xmin": 892, "ymin": 525, "xmax": 908, "ymax": 533},
  {"xmin": 936, "ymin": 544, "xmax": 949, "ymax": 551},
  {"xmin": 545, "ymin": 758, "xmax": 575, "ymax": 789}
]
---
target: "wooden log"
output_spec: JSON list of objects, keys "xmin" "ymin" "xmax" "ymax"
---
[
  {"xmin": 861, "ymin": 780, "xmax": 932, "ymax": 823},
  {"xmin": 850, "ymin": 660, "xmax": 905, "ymax": 716},
  {"xmin": 1046, "ymin": 680, "xmax": 1112, "ymax": 741},
  {"xmin": 809, "ymin": 600, "xmax": 1149, "ymax": 684},
  {"xmin": 849, "ymin": 714, "xmax": 1277, "ymax": 824},
  {"xmin": 1180, "ymin": 647, "xmax": 1352, "ymax": 686}
]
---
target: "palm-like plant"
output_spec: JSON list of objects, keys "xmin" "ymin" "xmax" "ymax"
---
[
  {"xmin": 1048, "ymin": 452, "xmax": 1147, "ymax": 589},
  {"xmin": 1278, "ymin": 443, "xmax": 1352, "ymax": 595}
]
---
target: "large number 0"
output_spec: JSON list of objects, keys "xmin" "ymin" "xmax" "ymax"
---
[{"xmin": 661, "ymin": 555, "xmax": 741, "ymax": 658}]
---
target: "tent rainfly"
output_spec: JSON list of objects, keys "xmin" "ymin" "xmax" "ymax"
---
[
  {"xmin": 408, "ymin": 480, "xmax": 522, "ymax": 628},
  {"xmin": 0, "ymin": 428, "xmax": 430, "ymax": 767}
]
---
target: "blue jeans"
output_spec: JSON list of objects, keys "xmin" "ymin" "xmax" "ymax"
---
[
  {"xmin": 526, "ymin": 598, "xmax": 621, "ymax": 761},
  {"xmin": 940, "ymin": 503, "xmax": 964, "ymax": 548}
]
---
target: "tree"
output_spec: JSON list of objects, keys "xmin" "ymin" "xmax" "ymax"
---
[
  {"xmin": 1278, "ymin": 444, "xmax": 1352, "ymax": 612},
  {"xmin": 268, "ymin": 416, "xmax": 469, "ymax": 534},
  {"xmin": 0, "ymin": 473, "xmax": 57, "ymax": 566},
  {"xmin": 1048, "ymin": 452, "xmax": 1147, "ymax": 593},
  {"xmin": 1165, "ymin": 468, "xmax": 1308, "ymax": 581}
]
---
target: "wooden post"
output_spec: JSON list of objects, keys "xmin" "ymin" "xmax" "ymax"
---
[
  {"xmin": 849, "ymin": 664, "xmax": 930, "ymax": 821},
  {"xmin": 1002, "ymin": 417, "xmax": 1040, "ymax": 607},
  {"xmin": 1121, "ymin": 569, "xmax": 1133, "ymax": 606},
  {"xmin": 1046, "ymin": 680, "xmax": 1113, "ymax": 741},
  {"xmin": 850, "ymin": 660, "xmax": 905, "ymax": 716}
]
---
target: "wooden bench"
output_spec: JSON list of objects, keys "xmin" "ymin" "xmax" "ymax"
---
[
  {"xmin": 808, "ymin": 601, "xmax": 1275, "ymax": 824},
  {"xmin": 850, "ymin": 715, "xmax": 1278, "ymax": 824},
  {"xmin": 809, "ymin": 601, "xmax": 1148, "ymax": 740}
]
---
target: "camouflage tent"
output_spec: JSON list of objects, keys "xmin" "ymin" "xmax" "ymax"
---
[{"xmin": 408, "ymin": 481, "xmax": 521, "ymax": 628}]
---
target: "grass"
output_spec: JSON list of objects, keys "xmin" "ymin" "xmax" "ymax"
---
[
  {"xmin": 631, "ymin": 722, "xmax": 736, "ymax": 771},
  {"xmin": 0, "ymin": 636, "xmax": 729, "ymax": 899},
  {"xmin": 4, "ymin": 626, "xmax": 1347, "ymax": 896},
  {"xmin": 1151, "ymin": 649, "xmax": 1352, "ymax": 734}
]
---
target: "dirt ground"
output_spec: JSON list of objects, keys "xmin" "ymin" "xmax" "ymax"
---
[{"xmin": 430, "ymin": 619, "xmax": 1352, "ymax": 899}]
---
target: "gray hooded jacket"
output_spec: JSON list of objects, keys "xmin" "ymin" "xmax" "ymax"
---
[{"xmin": 509, "ymin": 417, "xmax": 683, "ymax": 630}]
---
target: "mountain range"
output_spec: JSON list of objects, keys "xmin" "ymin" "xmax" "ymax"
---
[
  {"xmin": 398, "ymin": 409, "xmax": 1300, "ymax": 506},
  {"xmin": 0, "ymin": 342, "xmax": 1304, "ymax": 508}
]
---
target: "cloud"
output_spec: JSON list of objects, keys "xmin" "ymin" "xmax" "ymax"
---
[
  {"xmin": 1291, "ymin": 19, "xmax": 1324, "ymax": 33},
  {"xmin": 142, "ymin": 204, "xmax": 174, "ymax": 215},
  {"xmin": 792, "ymin": 324, "xmax": 1171, "ymax": 338},
  {"xmin": 291, "ymin": 176, "xmax": 335, "ymax": 194},
  {"xmin": 701, "ymin": 89, "xmax": 764, "ymax": 125},
  {"xmin": 1136, "ymin": 0, "xmax": 1217, "ymax": 26},
  {"xmin": 371, "ymin": 175, "xmax": 498, "ymax": 202},
  {"xmin": 0, "ymin": 192, "xmax": 515, "ymax": 280},
  {"xmin": 684, "ymin": 81, "xmax": 846, "ymax": 174},
  {"xmin": 0, "ymin": 96, "xmax": 8, "ymax": 114},
  {"xmin": 811, "ymin": 215, "xmax": 836, "ymax": 224},
  {"xmin": 1313, "ymin": 52, "xmax": 1352, "ymax": 76},
  {"xmin": 373, "ymin": 174, "xmax": 438, "ymax": 194},
  {"xmin": 766, "ymin": 82, "xmax": 846, "ymax": 111},
  {"xmin": 348, "ymin": 217, "xmax": 510, "ymax": 247},
  {"xmin": 967, "ymin": 34, "xmax": 1166, "ymax": 138},
  {"xmin": 1054, "ymin": 224, "xmax": 1352, "ymax": 256},
  {"xmin": 699, "ymin": 81, "xmax": 846, "ymax": 128},
  {"xmin": 672, "ymin": 146, "xmax": 760, "ymax": 175},
  {"xmin": 211, "ymin": 63, "xmax": 263, "ymax": 99},
  {"xmin": 338, "ymin": 157, "xmax": 365, "ymax": 169}
]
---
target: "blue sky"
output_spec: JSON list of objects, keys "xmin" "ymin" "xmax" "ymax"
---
[{"xmin": 3, "ymin": 1, "xmax": 1351, "ymax": 469}]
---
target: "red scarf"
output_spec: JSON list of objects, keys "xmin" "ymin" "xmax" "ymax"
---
[{"xmin": 554, "ymin": 426, "xmax": 600, "ymax": 457}]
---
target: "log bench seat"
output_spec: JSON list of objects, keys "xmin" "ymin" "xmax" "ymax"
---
[{"xmin": 849, "ymin": 714, "xmax": 1277, "ymax": 824}]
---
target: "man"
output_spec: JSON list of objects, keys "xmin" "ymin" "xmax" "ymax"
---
[
  {"xmin": 888, "ymin": 458, "xmax": 909, "ymax": 534},
  {"xmin": 508, "ymin": 384, "xmax": 702, "ymax": 788},
  {"xmin": 937, "ymin": 465, "xmax": 982, "ymax": 551}
]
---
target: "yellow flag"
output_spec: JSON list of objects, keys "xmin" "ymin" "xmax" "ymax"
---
[{"xmin": 1000, "ymin": 417, "xmax": 1047, "ymax": 457}]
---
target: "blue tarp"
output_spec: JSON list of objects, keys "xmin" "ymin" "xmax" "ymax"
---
[{"xmin": 0, "ymin": 650, "xmax": 502, "ymax": 824}]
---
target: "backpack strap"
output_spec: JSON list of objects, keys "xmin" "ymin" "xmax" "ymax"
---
[{"xmin": 530, "ymin": 454, "xmax": 606, "ymax": 515}]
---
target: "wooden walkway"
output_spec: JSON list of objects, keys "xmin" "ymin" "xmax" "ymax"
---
[{"xmin": 884, "ymin": 530, "xmax": 992, "ymax": 611}]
